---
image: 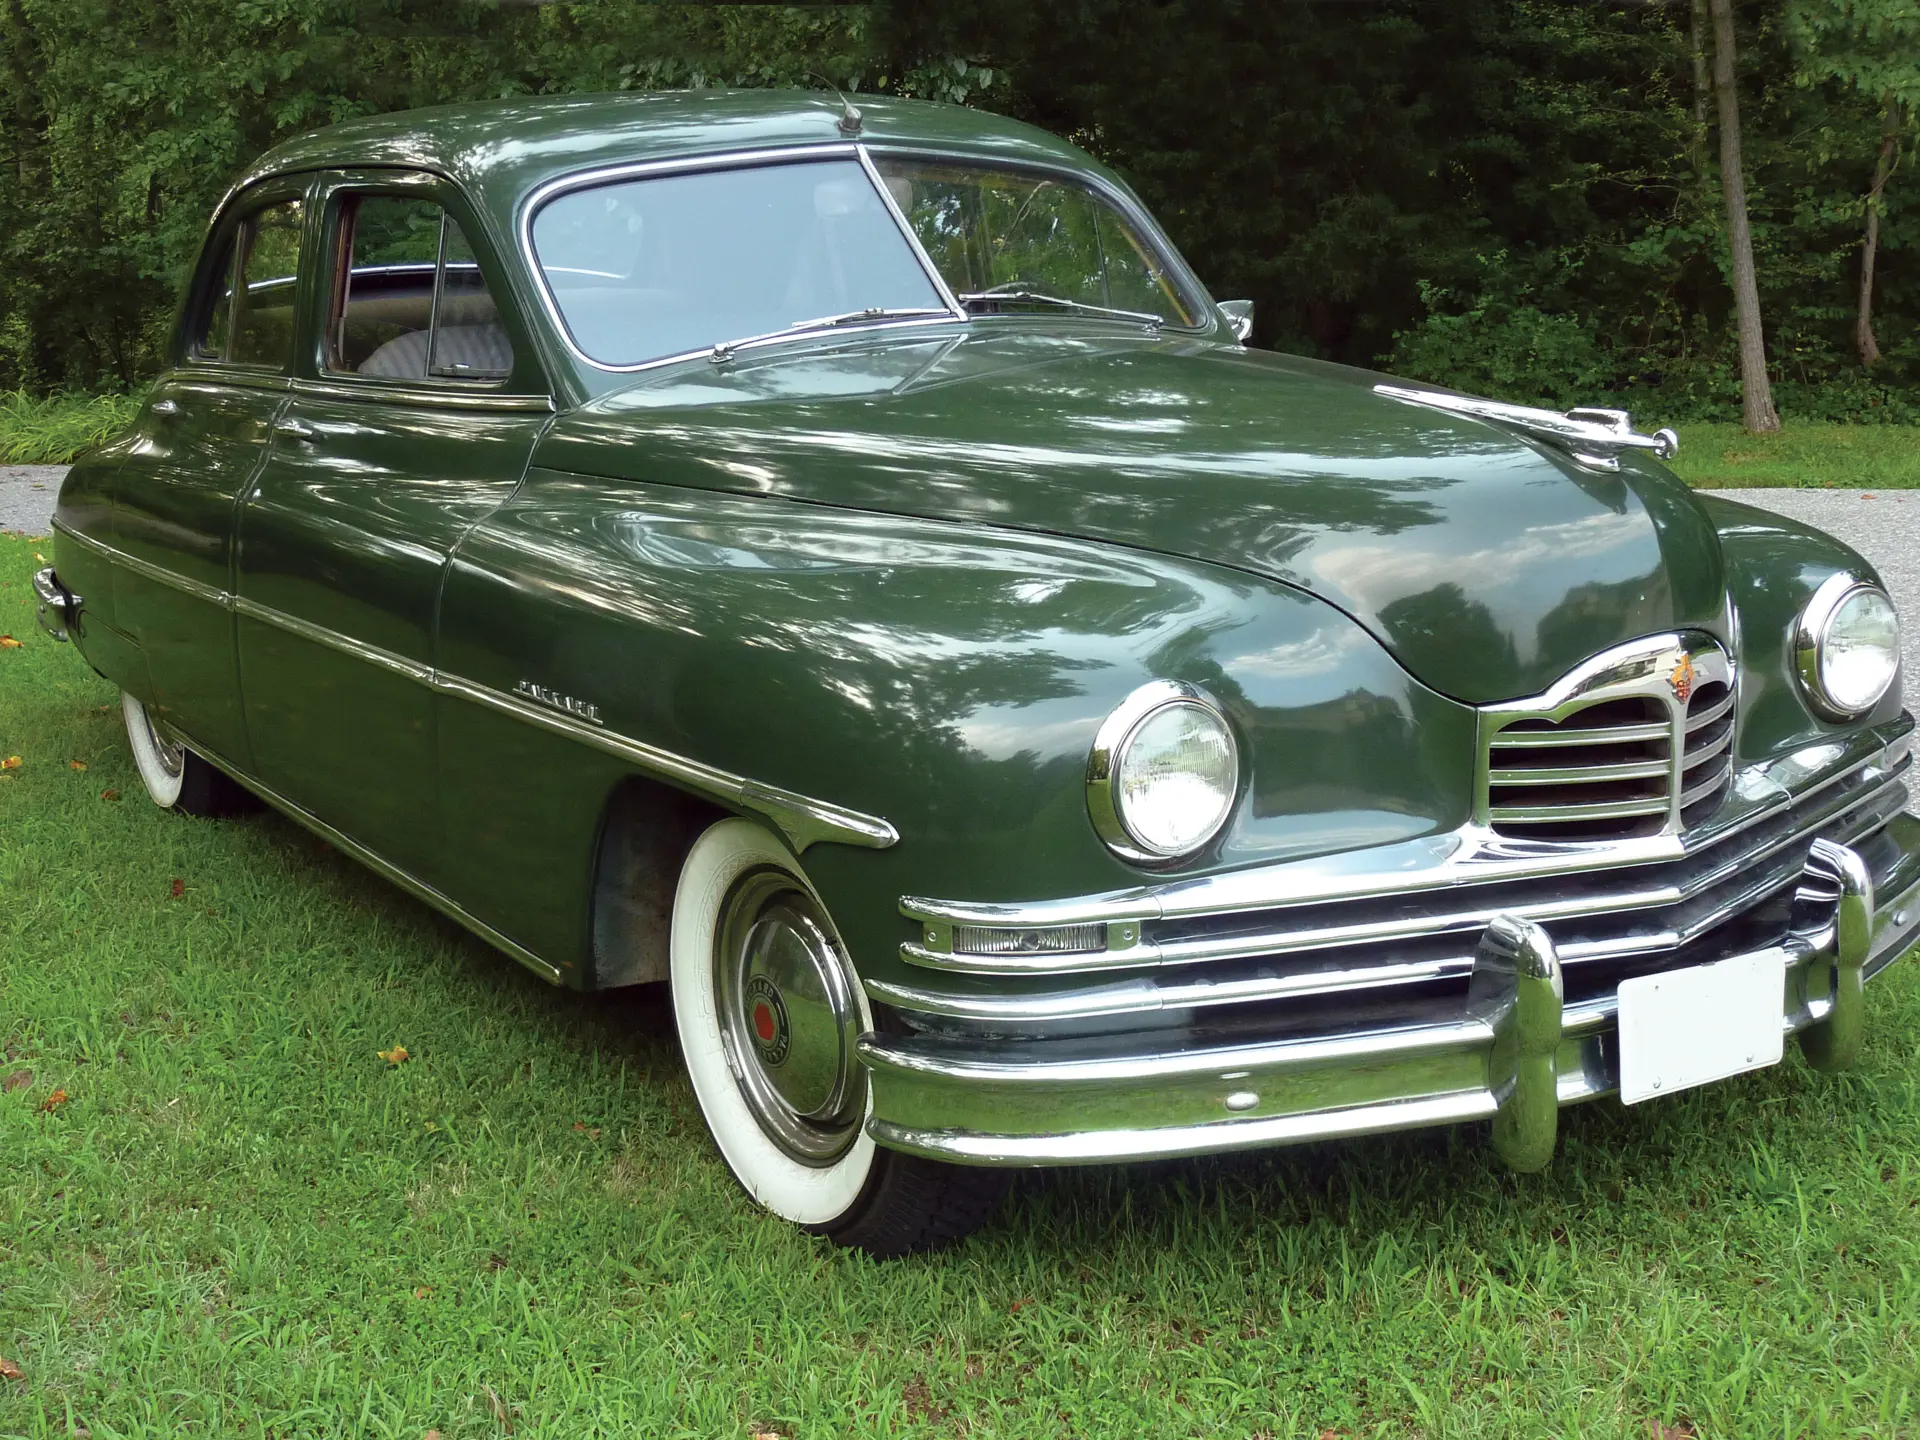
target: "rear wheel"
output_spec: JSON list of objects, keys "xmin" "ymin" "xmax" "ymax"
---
[
  {"xmin": 670, "ymin": 817, "xmax": 1006, "ymax": 1257},
  {"xmin": 121, "ymin": 692, "xmax": 253, "ymax": 817}
]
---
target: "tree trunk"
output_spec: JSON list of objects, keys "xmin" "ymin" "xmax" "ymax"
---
[
  {"xmin": 1689, "ymin": 0, "xmax": 1713, "ymax": 194},
  {"xmin": 1707, "ymin": 0, "xmax": 1779, "ymax": 432},
  {"xmin": 1857, "ymin": 101, "xmax": 1899, "ymax": 368}
]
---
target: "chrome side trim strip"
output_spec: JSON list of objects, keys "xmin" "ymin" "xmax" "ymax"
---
[
  {"xmin": 290, "ymin": 377, "xmax": 555, "ymax": 413},
  {"xmin": 184, "ymin": 737, "xmax": 564, "ymax": 984},
  {"xmin": 232, "ymin": 595, "xmax": 433, "ymax": 682},
  {"xmin": 54, "ymin": 520, "xmax": 232, "ymax": 607},
  {"xmin": 53, "ymin": 523, "xmax": 897, "ymax": 853},
  {"xmin": 434, "ymin": 674, "xmax": 898, "ymax": 852}
]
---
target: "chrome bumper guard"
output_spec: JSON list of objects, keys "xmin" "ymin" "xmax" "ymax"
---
[
  {"xmin": 858, "ymin": 725, "xmax": 1920, "ymax": 1167},
  {"xmin": 32, "ymin": 566, "xmax": 80, "ymax": 642}
]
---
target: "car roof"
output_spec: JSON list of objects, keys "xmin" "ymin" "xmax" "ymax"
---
[{"xmin": 237, "ymin": 89, "xmax": 1123, "ymax": 215}]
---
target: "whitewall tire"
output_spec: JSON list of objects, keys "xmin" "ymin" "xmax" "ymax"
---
[
  {"xmin": 120, "ymin": 691, "xmax": 253, "ymax": 817},
  {"xmin": 669, "ymin": 817, "xmax": 1007, "ymax": 1255}
]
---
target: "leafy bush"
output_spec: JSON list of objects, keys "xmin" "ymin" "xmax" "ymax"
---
[{"xmin": 0, "ymin": 392, "xmax": 142, "ymax": 464}]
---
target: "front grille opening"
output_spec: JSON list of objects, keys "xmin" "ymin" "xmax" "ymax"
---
[
  {"xmin": 1487, "ymin": 695, "xmax": 1672, "ymax": 842},
  {"xmin": 1680, "ymin": 679, "xmax": 1735, "ymax": 830}
]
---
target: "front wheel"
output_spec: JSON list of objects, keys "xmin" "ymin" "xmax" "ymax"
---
[
  {"xmin": 670, "ymin": 818, "xmax": 1006, "ymax": 1257},
  {"xmin": 121, "ymin": 692, "xmax": 253, "ymax": 816}
]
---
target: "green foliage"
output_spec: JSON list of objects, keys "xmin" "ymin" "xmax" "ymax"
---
[
  {"xmin": 0, "ymin": 391, "xmax": 144, "ymax": 463},
  {"xmin": 0, "ymin": 1, "xmax": 1914, "ymax": 422},
  {"xmin": 889, "ymin": 0, "xmax": 1917, "ymax": 424}
]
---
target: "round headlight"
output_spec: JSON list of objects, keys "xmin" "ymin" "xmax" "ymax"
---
[
  {"xmin": 1087, "ymin": 682, "xmax": 1240, "ymax": 862},
  {"xmin": 1796, "ymin": 575, "xmax": 1900, "ymax": 720}
]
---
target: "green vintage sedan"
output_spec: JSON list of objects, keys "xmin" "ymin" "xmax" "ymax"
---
[{"xmin": 37, "ymin": 90, "xmax": 1919, "ymax": 1256}]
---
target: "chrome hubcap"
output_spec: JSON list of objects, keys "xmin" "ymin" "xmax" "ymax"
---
[
  {"xmin": 144, "ymin": 705, "xmax": 186, "ymax": 779},
  {"xmin": 715, "ymin": 868, "xmax": 864, "ymax": 1165}
]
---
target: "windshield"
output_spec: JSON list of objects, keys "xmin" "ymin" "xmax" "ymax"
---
[
  {"xmin": 872, "ymin": 158, "xmax": 1200, "ymax": 328},
  {"xmin": 531, "ymin": 158, "xmax": 948, "ymax": 368}
]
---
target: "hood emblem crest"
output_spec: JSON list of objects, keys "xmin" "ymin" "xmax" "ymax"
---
[{"xmin": 1669, "ymin": 654, "xmax": 1696, "ymax": 703}]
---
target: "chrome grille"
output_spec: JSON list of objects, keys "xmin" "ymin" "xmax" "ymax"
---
[
  {"xmin": 1681, "ymin": 679, "xmax": 1735, "ymax": 826},
  {"xmin": 1480, "ymin": 633, "xmax": 1735, "ymax": 843},
  {"xmin": 1486, "ymin": 696, "xmax": 1673, "ymax": 841},
  {"xmin": 883, "ymin": 726, "xmax": 1916, "ymax": 1043}
]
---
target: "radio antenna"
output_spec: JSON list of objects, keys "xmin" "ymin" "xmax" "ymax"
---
[{"xmin": 806, "ymin": 73, "xmax": 863, "ymax": 135}]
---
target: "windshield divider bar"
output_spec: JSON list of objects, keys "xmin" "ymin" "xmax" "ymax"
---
[{"xmin": 857, "ymin": 143, "xmax": 967, "ymax": 321}]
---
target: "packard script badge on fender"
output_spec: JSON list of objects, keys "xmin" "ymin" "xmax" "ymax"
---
[{"xmin": 1669, "ymin": 653, "xmax": 1696, "ymax": 703}]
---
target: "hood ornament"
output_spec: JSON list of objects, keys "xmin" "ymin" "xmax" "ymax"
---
[
  {"xmin": 1669, "ymin": 652, "xmax": 1696, "ymax": 703},
  {"xmin": 1374, "ymin": 384, "xmax": 1679, "ymax": 473}
]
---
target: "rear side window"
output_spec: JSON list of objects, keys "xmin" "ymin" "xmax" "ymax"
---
[
  {"xmin": 196, "ymin": 198, "xmax": 304, "ymax": 369},
  {"xmin": 329, "ymin": 193, "xmax": 513, "ymax": 382}
]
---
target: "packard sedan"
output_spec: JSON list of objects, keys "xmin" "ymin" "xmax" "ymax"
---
[{"xmin": 38, "ymin": 90, "xmax": 1918, "ymax": 1256}]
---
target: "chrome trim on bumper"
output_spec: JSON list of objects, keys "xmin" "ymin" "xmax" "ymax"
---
[
  {"xmin": 861, "ymin": 738, "xmax": 1920, "ymax": 1168},
  {"xmin": 32, "ymin": 566, "xmax": 80, "ymax": 642},
  {"xmin": 897, "ymin": 721, "xmax": 1914, "ymax": 977}
]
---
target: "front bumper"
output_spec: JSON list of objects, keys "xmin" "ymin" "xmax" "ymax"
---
[{"xmin": 858, "ymin": 723, "xmax": 1920, "ymax": 1167}]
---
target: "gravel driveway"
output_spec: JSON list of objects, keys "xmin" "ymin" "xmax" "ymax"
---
[{"xmin": 6, "ymin": 463, "xmax": 1916, "ymax": 711}]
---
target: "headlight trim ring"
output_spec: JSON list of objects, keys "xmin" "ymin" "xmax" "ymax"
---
[{"xmin": 1086, "ymin": 680, "xmax": 1241, "ymax": 865}]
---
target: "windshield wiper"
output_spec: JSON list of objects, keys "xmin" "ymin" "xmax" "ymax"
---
[
  {"xmin": 787, "ymin": 306, "xmax": 956, "ymax": 332},
  {"xmin": 957, "ymin": 289, "xmax": 1164, "ymax": 327},
  {"xmin": 709, "ymin": 307, "xmax": 956, "ymax": 362}
]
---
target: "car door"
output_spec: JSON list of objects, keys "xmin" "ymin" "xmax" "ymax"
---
[
  {"xmin": 233, "ymin": 171, "xmax": 551, "ymax": 883},
  {"xmin": 111, "ymin": 181, "xmax": 312, "ymax": 768}
]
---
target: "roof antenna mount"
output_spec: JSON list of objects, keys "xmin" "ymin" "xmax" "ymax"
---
[{"xmin": 807, "ymin": 73, "xmax": 862, "ymax": 136}]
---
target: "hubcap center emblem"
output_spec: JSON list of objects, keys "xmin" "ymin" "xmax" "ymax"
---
[{"xmin": 744, "ymin": 974, "xmax": 791, "ymax": 1067}]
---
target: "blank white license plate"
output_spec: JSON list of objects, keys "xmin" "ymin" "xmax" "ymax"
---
[{"xmin": 1617, "ymin": 949, "xmax": 1787, "ymax": 1105}]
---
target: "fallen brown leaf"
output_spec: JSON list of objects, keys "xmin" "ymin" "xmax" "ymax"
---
[
  {"xmin": 41, "ymin": 1089, "xmax": 69, "ymax": 1111},
  {"xmin": 424, "ymin": 1431, "xmax": 442, "ymax": 1440},
  {"xmin": 413, "ymin": 1285, "xmax": 432, "ymax": 1299},
  {"xmin": 169, "ymin": 879, "xmax": 185, "ymax": 899},
  {"xmin": 0, "ymin": 1354, "xmax": 21, "ymax": 1380},
  {"xmin": 482, "ymin": 1383, "xmax": 514, "ymax": 1434},
  {"xmin": 379, "ymin": 1045, "xmax": 410, "ymax": 1066},
  {"xmin": 69, "ymin": 759, "xmax": 87, "ymax": 771},
  {"xmin": 1009, "ymin": 1297, "xmax": 1033, "ymax": 1314},
  {"xmin": 0, "ymin": 636, "xmax": 23, "ymax": 649},
  {"xmin": 1649, "ymin": 1423, "xmax": 1697, "ymax": 1440},
  {"xmin": 100, "ymin": 789, "xmax": 120, "ymax": 802},
  {"xmin": 1, "ymin": 756, "xmax": 20, "ymax": 771},
  {"xmin": 2, "ymin": 1070, "xmax": 31, "ymax": 1092}
]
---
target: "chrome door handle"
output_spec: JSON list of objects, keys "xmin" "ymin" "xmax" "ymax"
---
[
  {"xmin": 275, "ymin": 417, "xmax": 317, "ymax": 441},
  {"xmin": 151, "ymin": 398, "xmax": 179, "ymax": 417}
]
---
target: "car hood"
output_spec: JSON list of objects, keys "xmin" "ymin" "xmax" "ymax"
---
[{"xmin": 541, "ymin": 330, "xmax": 1726, "ymax": 704}]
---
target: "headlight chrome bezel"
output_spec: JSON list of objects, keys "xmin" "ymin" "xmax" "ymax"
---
[
  {"xmin": 1086, "ymin": 680, "xmax": 1241, "ymax": 865},
  {"xmin": 1795, "ymin": 573, "xmax": 1901, "ymax": 721}
]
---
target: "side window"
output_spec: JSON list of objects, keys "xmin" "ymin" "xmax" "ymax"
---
[
  {"xmin": 330, "ymin": 193, "xmax": 514, "ymax": 382},
  {"xmin": 231, "ymin": 200, "xmax": 305, "ymax": 368}
]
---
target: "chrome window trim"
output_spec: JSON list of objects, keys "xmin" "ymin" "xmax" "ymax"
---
[
  {"xmin": 1084, "ymin": 679, "xmax": 1240, "ymax": 864},
  {"xmin": 290, "ymin": 377, "xmax": 554, "ymax": 413},
  {"xmin": 52, "ymin": 523, "xmax": 894, "ymax": 854},
  {"xmin": 516, "ymin": 140, "xmax": 1221, "ymax": 377},
  {"xmin": 516, "ymin": 142, "xmax": 968, "ymax": 376},
  {"xmin": 1795, "ymin": 572, "xmax": 1899, "ymax": 721},
  {"xmin": 858, "ymin": 144, "xmax": 1217, "ymax": 335}
]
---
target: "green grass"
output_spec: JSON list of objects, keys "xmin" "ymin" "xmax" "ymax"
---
[
  {"xmin": 1670, "ymin": 422, "xmax": 1920, "ymax": 490},
  {"xmin": 4, "ymin": 529, "xmax": 1920, "ymax": 1439},
  {"xmin": 0, "ymin": 394, "xmax": 142, "ymax": 466}
]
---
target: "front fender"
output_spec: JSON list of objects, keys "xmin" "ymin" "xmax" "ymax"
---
[
  {"xmin": 437, "ymin": 470, "xmax": 1475, "ymax": 981},
  {"xmin": 1701, "ymin": 494, "xmax": 1905, "ymax": 763}
]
